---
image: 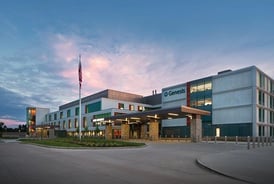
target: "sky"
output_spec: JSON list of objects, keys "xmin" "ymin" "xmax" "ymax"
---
[{"xmin": 0, "ymin": 0, "xmax": 274, "ymax": 128}]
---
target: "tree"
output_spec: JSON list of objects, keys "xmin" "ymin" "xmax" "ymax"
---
[
  {"xmin": 18, "ymin": 124, "xmax": 27, "ymax": 132},
  {"xmin": 0, "ymin": 122, "xmax": 5, "ymax": 132},
  {"xmin": 0, "ymin": 122, "xmax": 6, "ymax": 137}
]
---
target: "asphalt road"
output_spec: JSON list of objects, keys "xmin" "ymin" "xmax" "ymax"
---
[{"xmin": 0, "ymin": 140, "xmax": 247, "ymax": 184}]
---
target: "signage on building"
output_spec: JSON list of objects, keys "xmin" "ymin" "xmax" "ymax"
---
[
  {"xmin": 162, "ymin": 85, "xmax": 186, "ymax": 102},
  {"xmin": 163, "ymin": 88, "xmax": 185, "ymax": 97}
]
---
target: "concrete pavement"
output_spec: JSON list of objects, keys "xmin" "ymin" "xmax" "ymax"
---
[
  {"xmin": 1, "ymin": 140, "xmax": 248, "ymax": 184},
  {"xmin": 197, "ymin": 144, "xmax": 274, "ymax": 184},
  {"xmin": 1, "ymin": 139, "xmax": 273, "ymax": 184}
]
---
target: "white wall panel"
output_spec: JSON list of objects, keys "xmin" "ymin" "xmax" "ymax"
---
[
  {"xmin": 101, "ymin": 98, "xmax": 117, "ymax": 110},
  {"xmin": 213, "ymin": 88, "xmax": 252, "ymax": 109},
  {"xmin": 213, "ymin": 106, "xmax": 252, "ymax": 124},
  {"xmin": 213, "ymin": 70, "xmax": 252, "ymax": 93},
  {"xmin": 36, "ymin": 108, "xmax": 49, "ymax": 125}
]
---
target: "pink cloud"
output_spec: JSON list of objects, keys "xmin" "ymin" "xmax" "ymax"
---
[
  {"xmin": 50, "ymin": 33, "xmax": 274, "ymax": 100},
  {"xmin": 51, "ymin": 33, "xmax": 80, "ymax": 63},
  {"xmin": 0, "ymin": 118, "xmax": 25, "ymax": 128},
  {"xmin": 49, "ymin": 33, "xmax": 178, "ymax": 96}
]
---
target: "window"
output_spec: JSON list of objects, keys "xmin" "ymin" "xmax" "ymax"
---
[
  {"xmin": 258, "ymin": 91, "xmax": 265, "ymax": 105},
  {"xmin": 259, "ymin": 108, "xmax": 265, "ymax": 122},
  {"xmin": 54, "ymin": 113, "xmax": 57, "ymax": 120},
  {"xmin": 197, "ymin": 99, "xmax": 205, "ymax": 106},
  {"xmin": 129, "ymin": 104, "xmax": 135, "ymax": 111},
  {"xmin": 138, "ymin": 106, "xmax": 144, "ymax": 111},
  {"xmin": 190, "ymin": 85, "xmax": 197, "ymax": 93},
  {"xmin": 60, "ymin": 111, "xmax": 63, "ymax": 119},
  {"xmin": 270, "ymin": 96, "xmax": 274, "ymax": 109},
  {"xmin": 118, "ymin": 103, "xmax": 124, "ymax": 109},
  {"xmin": 197, "ymin": 83, "xmax": 205, "ymax": 92},
  {"xmin": 49, "ymin": 115, "xmax": 52, "ymax": 121},
  {"xmin": 190, "ymin": 100, "xmax": 197, "ymax": 107},
  {"xmin": 75, "ymin": 107, "xmax": 79, "ymax": 116},
  {"xmin": 205, "ymin": 98, "xmax": 212, "ymax": 106},
  {"xmin": 67, "ymin": 109, "xmax": 71, "ymax": 118},
  {"xmin": 74, "ymin": 118, "xmax": 78, "ymax": 128},
  {"xmin": 270, "ymin": 111, "xmax": 274, "ymax": 124},
  {"xmin": 191, "ymin": 81, "xmax": 212, "ymax": 93},
  {"xmin": 68, "ymin": 119, "xmax": 71, "ymax": 128},
  {"xmin": 93, "ymin": 112, "xmax": 111, "ymax": 119},
  {"xmin": 259, "ymin": 73, "xmax": 265, "ymax": 89},
  {"xmin": 205, "ymin": 81, "xmax": 212, "ymax": 90},
  {"xmin": 63, "ymin": 120, "xmax": 66, "ymax": 129},
  {"xmin": 85, "ymin": 101, "xmax": 101, "ymax": 113},
  {"xmin": 83, "ymin": 117, "xmax": 87, "ymax": 128}
]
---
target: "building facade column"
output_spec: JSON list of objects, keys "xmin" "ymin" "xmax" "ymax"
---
[
  {"xmin": 191, "ymin": 115, "xmax": 202, "ymax": 142},
  {"xmin": 121, "ymin": 124, "xmax": 130, "ymax": 140},
  {"xmin": 141, "ymin": 124, "xmax": 148, "ymax": 139},
  {"xmin": 149, "ymin": 120, "xmax": 159, "ymax": 141},
  {"xmin": 48, "ymin": 128, "xmax": 55, "ymax": 139},
  {"xmin": 105, "ymin": 124, "xmax": 112, "ymax": 140}
]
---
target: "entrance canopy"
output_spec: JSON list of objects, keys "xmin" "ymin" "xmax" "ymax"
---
[{"xmin": 105, "ymin": 105, "xmax": 210, "ymax": 123}]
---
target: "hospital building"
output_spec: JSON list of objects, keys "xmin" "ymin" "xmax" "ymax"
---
[{"xmin": 26, "ymin": 65, "xmax": 274, "ymax": 140}]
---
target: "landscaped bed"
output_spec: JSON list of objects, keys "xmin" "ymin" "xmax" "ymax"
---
[{"xmin": 19, "ymin": 137, "xmax": 145, "ymax": 148}]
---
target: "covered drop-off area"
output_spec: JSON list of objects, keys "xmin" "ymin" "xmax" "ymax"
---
[{"xmin": 104, "ymin": 106, "xmax": 210, "ymax": 142}]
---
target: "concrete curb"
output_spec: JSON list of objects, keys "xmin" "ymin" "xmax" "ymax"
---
[
  {"xmin": 196, "ymin": 158, "xmax": 254, "ymax": 184},
  {"xmin": 19, "ymin": 141, "xmax": 148, "ymax": 150}
]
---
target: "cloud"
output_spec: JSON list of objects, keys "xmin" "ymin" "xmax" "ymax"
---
[
  {"xmin": 48, "ymin": 33, "xmax": 180, "ymax": 95},
  {"xmin": 48, "ymin": 32, "xmax": 274, "ymax": 98},
  {"xmin": 0, "ymin": 118, "xmax": 25, "ymax": 128},
  {"xmin": 0, "ymin": 87, "xmax": 28, "ymax": 127}
]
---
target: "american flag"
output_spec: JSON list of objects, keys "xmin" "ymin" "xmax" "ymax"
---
[{"xmin": 78, "ymin": 55, "xmax": 82, "ymax": 88}]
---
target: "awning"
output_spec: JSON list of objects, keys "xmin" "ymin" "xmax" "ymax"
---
[{"xmin": 105, "ymin": 105, "xmax": 210, "ymax": 123}]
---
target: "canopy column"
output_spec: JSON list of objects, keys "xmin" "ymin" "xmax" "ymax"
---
[
  {"xmin": 121, "ymin": 124, "xmax": 130, "ymax": 140},
  {"xmin": 141, "ymin": 124, "xmax": 148, "ymax": 139},
  {"xmin": 149, "ymin": 120, "xmax": 159, "ymax": 141},
  {"xmin": 191, "ymin": 115, "xmax": 202, "ymax": 142},
  {"xmin": 105, "ymin": 124, "xmax": 112, "ymax": 140}
]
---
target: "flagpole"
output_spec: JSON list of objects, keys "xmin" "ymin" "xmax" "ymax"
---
[{"xmin": 78, "ymin": 54, "xmax": 82, "ymax": 141}]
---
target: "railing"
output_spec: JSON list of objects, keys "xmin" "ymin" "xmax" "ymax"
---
[{"xmin": 203, "ymin": 136, "xmax": 273, "ymax": 149}]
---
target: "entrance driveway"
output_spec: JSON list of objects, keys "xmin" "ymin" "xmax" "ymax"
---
[{"xmin": 0, "ymin": 140, "xmax": 249, "ymax": 184}]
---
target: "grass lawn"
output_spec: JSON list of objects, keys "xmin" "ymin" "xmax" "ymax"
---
[{"xmin": 19, "ymin": 137, "xmax": 145, "ymax": 148}]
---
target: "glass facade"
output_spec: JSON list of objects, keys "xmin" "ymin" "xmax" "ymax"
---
[
  {"xmin": 85, "ymin": 101, "xmax": 101, "ymax": 113},
  {"xmin": 162, "ymin": 126, "xmax": 190, "ymax": 138},
  {"xmin": 190, "ymin": 78, "xmax": 213, "ymax": 136},
  {"xmin": 257, "ymin": 71, "xmax": 274, "ymax": 136},
  {"xmin": 94, "ymin": 112, "xmax": 111, "ymax": 119},
  {"xmin": 26, "ymin": 108, "xmax": 36, "ymax": 134}
]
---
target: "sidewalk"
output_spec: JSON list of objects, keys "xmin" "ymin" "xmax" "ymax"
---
[{"xmin": 197, "ymin": 145, "xmax": 274, "ymax": 184}]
